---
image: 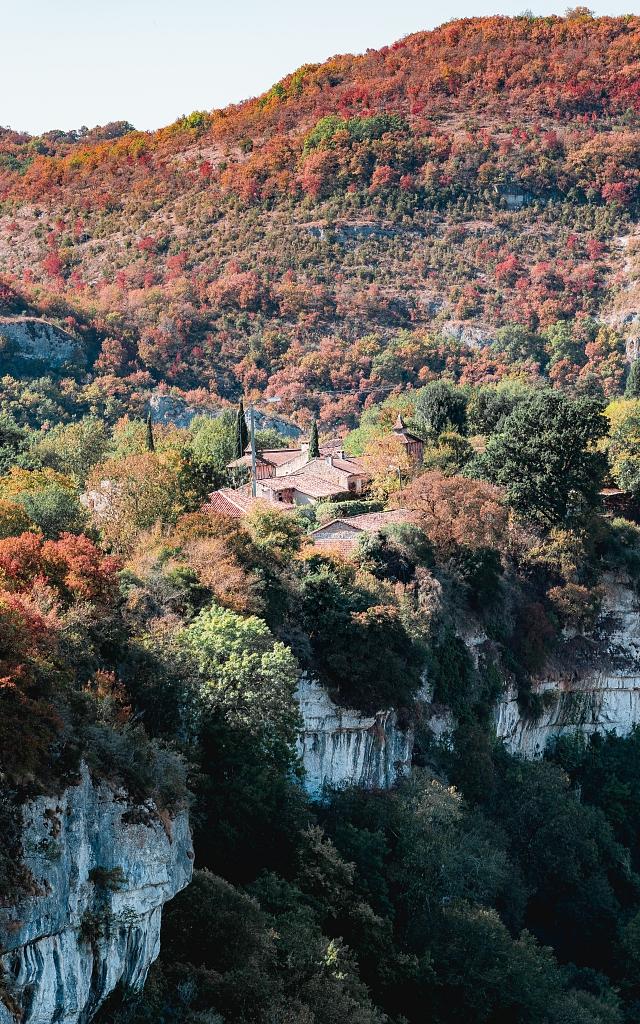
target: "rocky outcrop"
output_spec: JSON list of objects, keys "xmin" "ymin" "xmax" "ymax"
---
[
  {"xmin": 149, "ymin": 390, "xmax": 302, "ymax": 439},
  {"xmin": 297, "ymin": 580, "xmax": 640, "ymax": 789},
  {"xmin": 495, "ymin": 578, "xmax": 640, "ymax": 756},
  {"xmin": 296, "ymin": 676, "xmax": 412, "ymax": 798},
  {"xmin": 0, "ymin": 317, "xmax": 83, "ymax": 368},
  {"xmin": 0, "ymin": 765, "xmax": 192, "ymax": 1024}
]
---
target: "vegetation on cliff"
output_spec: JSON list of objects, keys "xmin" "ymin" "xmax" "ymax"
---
[{"xmin": 4, "ymin": 9, "xmax": 640, "ymax": 1022}]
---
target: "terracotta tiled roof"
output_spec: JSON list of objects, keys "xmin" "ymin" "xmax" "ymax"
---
[
  {"xmin": 328, "ymin": 456, "xmax": 367, "ymax": 475},
  {"xmin": 228, "ymin": 448, "xmax": 303, "ymax": 469},
  {"xmin": 260, "ymin": 456, "xmax": 368, "ymax": 496},
  {"xmin": 321, "ymin": 436, "xmax": 347, "ymax": 450},
  {"xmin": 262, "ymin": 448, "xmax": 303, "ymax": 466},
  {"xmin": 202, "ymin": 487, "xmax": 258, "ymax": 517},
  {"xmin": 261, "ymin": 474, "xmax": 346, "ymax": 499},
  {"xmin": 343, "ymin": 508, "xmax": 413, "ymax": 530},
  {"xmin": 311, "ymin": 508, "xmax": 413, "ymax": 537}
]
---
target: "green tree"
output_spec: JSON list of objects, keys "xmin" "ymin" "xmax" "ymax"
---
[
  {"xmin": 182, "ymin": 603, "xmax": 300, "ymax": 744},
  {"xmin": 493, "ymin": 323, "xmax": 546, "ymax": 365},
  {"xmin": 145, "ymin": 413, "xmax": 155, "ymax": 452},
  {"xmin": 308, "ymin": 419, "xmax": 320, "ymax": 460},
  {"xmin": 413, "ymin": 380, "xmax": 468, "ymax": 437},
  {"xmin": 32, "ymin": 416, "xmax": 110, "ymax": 484},
  {"xmin": 475, "ymin": 391, "xmax": 607, "ymax": 528},
  {"xmin": 17, "ymin": 483, "xmax": 88, "ymax": 538},
  {"xmin": 298, "ymin": 563, "xmax": 423, "ymax": 711},
  {"xmin": 467, "ymin": 382, "xmax": 530, "ymax": 436},
  {"xmin": 188, "ymin": 411, "xmax": 238, "ymax": 491},
  {"xmin": 602, "ymin": 399, "xmax": 640, "ymax": 496},
  {"xmin": 543, "ymin": 320, "xmax": 584, "ymax": 366},
  {"xmin": 0, "ymin": 498, "xmax": 34, "ymax": 538},
  {"xmin": 625, "ymin": 360, "xmax": 640, "ymax": 399},
  {"xmin": 0, "ymin": 412, "xmax": 29, "ymax": 475},
  {"xmin": 421, "ymin": 430, "xmax": 474, "ymax": 475},
  {"xmin": 180, "ymin": 604, "xmax": 304, "ymax": 880},
  {"xmin": 236, "ymin": 399, "xmax": 249, "ymax": 459}
]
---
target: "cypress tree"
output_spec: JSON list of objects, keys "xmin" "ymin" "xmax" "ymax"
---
[
  {"xmin": 145, "ymin": 413, "xmax": 155, "ymax": 452},
  {"xmin": 308, "ymin": 419, "xmax": 320, "ymax": 460},
  {"xmin": 236, "ymin": 399, "xmax": 249, "ymax": 458},
  {"xmin": 626, "ymin": 359, "xmax": 640, "ymax": 398}
]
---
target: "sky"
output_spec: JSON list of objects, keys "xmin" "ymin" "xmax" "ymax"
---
[{"xmin": 1, "ymin": 0, "xmax": 633, "ymax": 136}]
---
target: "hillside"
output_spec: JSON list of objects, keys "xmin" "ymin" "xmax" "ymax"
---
[
  {"xmin": 7, "ymin": 13, "xmax": 640, "ymax": 1024},
  {"xmin": 1, "ymin": 11, "xmax": 640, "ymax": 429}
]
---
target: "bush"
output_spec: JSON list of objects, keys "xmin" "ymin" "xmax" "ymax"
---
[
  {"xmin": 452, "ymin": 545, "xmax": 503, "ymax": 611},
  {"xmin": 15, "ymin": 484, "xmax": 88, "ymax": 538},
  {"xmin": 428, "ymin": 627, "xmax": 474, "ymax": 711},
  {"xmin": 314, "ymin": 499, "xmax": 384, "ymax": 525}
]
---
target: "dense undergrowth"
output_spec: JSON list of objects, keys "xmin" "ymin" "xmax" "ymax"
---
[{"xmin": 1, "ymin": 368, "xmax": 640, "ymax": 1020}]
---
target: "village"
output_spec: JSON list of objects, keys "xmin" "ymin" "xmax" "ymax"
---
[{"xmin": 203, "ymin": 411, "xmax": 425, "ymax": 549}]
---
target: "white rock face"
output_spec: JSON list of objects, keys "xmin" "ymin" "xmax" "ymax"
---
[
  {"xmin": 496, "ymin": 579, "xmax": 640, "ymax": 756},
  {"xmin": 148, "ymin": 390, "xmax": 302, "ymax": 438},
  {"xmin": 296, "ymin": 676, "xmax": 412, "ymax": 797},
  {"xmin": 0, "ymin": 765, "xmax": 192, "ymax": 1024},
  {"xmin": 0, "ymin": 316, "xmax": 83, "ymax": 367}
]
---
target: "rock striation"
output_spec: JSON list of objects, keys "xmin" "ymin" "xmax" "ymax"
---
[
  {"xmin": 0, "ymin": 317, "xmax": 83, "ymax": 367},
  {"xmin": 0, "ymin": 765, "xmax": 192, "ymax": 1024},
  {"xmin": 296, "ymin": 579, "xmax": 640, "ymax": 796},
  {"xmin": 149, "ymin": 390, "xmax": 302, "ymax": 438},
  {"xmin": 495, "ymin": 577, "xmax": 640, "ymax": 756},
  {"xmin": 296, "ymin": 676, "xmax": 412, "ymax": 798}
]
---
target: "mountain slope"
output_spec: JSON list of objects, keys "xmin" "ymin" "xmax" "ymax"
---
[{"xmin": 1, "ymin": 12, "xmax": 640, "ymax": 427}]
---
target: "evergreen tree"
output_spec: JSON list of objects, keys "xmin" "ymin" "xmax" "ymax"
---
[
  {"xmin": 308, "ymin": 419, "xmax": 320, "ymax": 459},
  {"xmin": 625, "ymin": 359, "xmax": 640, "ymax": 398},
  {"xmin": 476, "ymin": 390, "xmax": 607, "ymax": 528},
  {"xmin": 236, "ymin": 399, "xmax": 249, "ymax": 458},
  {"xmin": 145, "ymin": 413, "xmax": 155, "ymax": 453}
]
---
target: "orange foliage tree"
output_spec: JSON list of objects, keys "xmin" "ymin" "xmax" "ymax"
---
[{"xmin": 398, "ymin": 471, "xmax": 509, "ymax": 554}]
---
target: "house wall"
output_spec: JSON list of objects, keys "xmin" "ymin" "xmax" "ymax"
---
[
  {"xmin": 275, "ymin": 451, "xmax": 311, "ymax": 476},
  {"xmin": 313, "ymin": 522, "xmax": 362, "ymax": 543}
]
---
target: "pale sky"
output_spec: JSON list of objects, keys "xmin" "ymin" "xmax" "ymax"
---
[{"xmin": 2, "ymin": 0, "xmax": 633, "ymax": 136}]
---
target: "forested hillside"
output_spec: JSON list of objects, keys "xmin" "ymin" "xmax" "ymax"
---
[
  {"xmin": 5, "ymin": 11, "xmax": 640, "ymax": 1024},
  {"xmin": 1, "ymin": 10, "xmax": 640, "ymax": 429}
]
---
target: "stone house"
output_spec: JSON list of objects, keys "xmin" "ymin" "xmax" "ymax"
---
[
  {"xmin": 311, "ymin": 509, "xmax": 413, "ymax": 549},
  {"xmin": 255, "ymin": 455, "xmax": 369, "ymax": 506},
  {"xmin": 392, "ymin": 415, "xmax": 424, "ymax": 463}
]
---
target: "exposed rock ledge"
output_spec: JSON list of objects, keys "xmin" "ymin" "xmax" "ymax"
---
[
  {"xmin": 296, "ymin": 676, "xmax": 413, "ymax": 798},
  {"xmin": 495, "ymin": 579, "xmax": 640, "ymax": 757},
  {"xmin": 0, "ymin": 764, "xmax": 192, "ymax": 1024},
  {"xmin": 0, "ymin": 316, "xmax": 83, "ymax": 367}
]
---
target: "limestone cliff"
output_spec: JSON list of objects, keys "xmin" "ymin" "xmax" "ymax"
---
[
  {"xmin": 0, "ymin": 316, "xmax": 83, "ymax": 368},
  {"xmin": 0, "ymin": 765, "xmax": 192, "ymax": 1024},
  {"xmin": 495, "ymin": 577, "xmax": 640, "ymax": 756},
  {"xmin": 296, "ymin": 676, "xmax": 412, "ymax": 797}
]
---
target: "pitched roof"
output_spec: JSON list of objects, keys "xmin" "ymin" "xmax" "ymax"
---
[
  {"xmin": 342, "ymin": 508, "xmax": 413, "ymax": 530},
  {"xmin": 261, "ymin": 474, "xmax": 346, "ymax": 499},
  {"xmin": 311, "ymin": 508, "xmax": 413, "ymax": 537},
  {"xmin": 392, "ymin": 414, "xmax": 423, "ymax": 445},
  {"xmin": 262, "ymin": 448, "xmax": 303, "ymax": 466},
  {"xmin": 202, "ymin": 487, "xmax": 257, "ymax": 517},
  {"xmin": 228, "ymin": 447, "xmax": 303, "ymax": 470},
  {"xmin": 328, "ymin": 456, "xmax": 367, "ymax": 475}
]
